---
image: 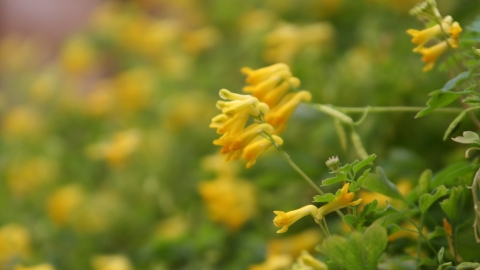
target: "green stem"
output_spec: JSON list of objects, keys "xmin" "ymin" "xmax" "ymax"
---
[{"xmin": 322, "ymin": 105, "xmax": 463, "ymax": 114}]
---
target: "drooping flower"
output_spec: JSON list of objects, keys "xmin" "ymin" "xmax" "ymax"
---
[
  {"xmin": 315, "ymin": 183, "xmax": 362, "ymax": 221},
  {"xmin": 417, "ymin": 38, "xmax": 458, "ymax": 72},
  {"xmin": 273, "ymin": 205, "xmax": 318, "ymax": 233},
  {"xmin": 407, "ymin": 14, "xmax": 462, "ymax": 72},
  {"xmin": 243, "ymin": 135, "xmax": 283, "ymax": 169},
  {"xmin": 210, "ymin": 89, "xmax": 281, "ymax": 167},
  {"xmin": 242, "ymin": 64, "xmax": 311, "ymax": 134},
  {"xmin": 92, "ymin": 255, "xmax": 133, "ymax": 270}
]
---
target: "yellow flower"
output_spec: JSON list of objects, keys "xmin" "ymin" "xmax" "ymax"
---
[
  {"xmin": 86, "ymin": 129, "xmax": 141, "ymax": 167},
  {"xmin": 315, "ymin": 183, "xmax": 362, "ymax": 221},
  {"xmin": 248, "ymin": 254, "xmax": 292, "ymax": 270},
  {"xmin": 266, "ymin": 91, "xmax": 312, "ymax": 134},
  {"xmin": 0, "ymin": 224, "xmax": 30, "ymax": 267},
  {"xmin": 211, "ymin": 89, "xmax": 279, "ymax": 167},
  {"xmin": 92, "ymin": 255, "xmax": 133, "ymax": 270},
  {"xmin": 14, "ymin": 264, "xmax": 55, "ymax": 270},
  {"xmin": 295, "ymin": 250, "xmax": 328, "ymax": 270},
  {"xmin": 198, "ymin": 177, "xmax": 256, "ymax": 230},
  {"xmin": 449, "ymin": 21, "xmax": 462, "ymax": 40},
  {"xmin": 418, "ymin": 38, "xmax": 458, "ymax": 72},
  {"xmin": 267, "ymin": 229, "xmax": 322, "ymax": 258},
  {"xmin": 241, "ymin": 63, "xmax": 290, "ymax": 85},
  {"xmin": 47, "ymin": 185, "xmax": 84, "ymax": 226},
  {"xmin": 273, "ymin": 205, "xmax": 318, "ymax": 233},
  {"xmin": 8, "ymin": 157, "xmax": 58, "ymax": 196},
  {"xmin": 60, "ymin": 35, "xmax": 96, "ymax": 76},
  {"xmin": 243, "ymin": 135, "xmax": 284, "ymax": 168},
  {"xmin": 406, "ymin": 16, "xmax": 452, "ymax": 51}
]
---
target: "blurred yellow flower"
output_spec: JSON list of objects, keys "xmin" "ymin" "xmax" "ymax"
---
[
  {"xmin": 8, "ymin": 157, "xmax": 58, "ymax": 196},
  {"xmin": 198, "ymin": 177, "xmax": 256, "ymax": 230},
  {"xmin": 84, "ymin": 80, "xmax": 115, "ymax": 117},
  {"xmin": 29, "ymin": 70, "xmax": 58, "ymax": 103},
  {"xmin": 0, "ymin": 224, "xmax": 30, "ymax": 267},
  {"xmin": 294, "ymin": 250, "xmax": 328, "ymax": 270},
  {"xmin": 92, "ymin": 255, "xmax": 133, "ymax": 270},
  {"xmin": 182, "ymin": 26, "xmax": 220, "ymax": 55},
  {"xmin": 155, "ymin": 216, "xmax": 189, "ymax": 240},
  {"xmin": 249, "ymin": 254, "xmax": 292, "ymax": 270},
  {"xmin": 60, "ymin": 35, "xmax": 97, "ymax": 76},
  {"xmin": 87, "ymin": 129, "xmax": 141, "ymax": 167},
  {"xmin": 47, "ymin": 185, "xmax": 85, "ymax": 227},
  {"xmin": 315, "ymin": 183, "xmax": 362, "ymax": 221},
  {"xmin": 267, "ymin": 229, "xmax": 322, "ymax": 258},
  {"xmin": 273, "ymin": 205, "xmax": 318, "ymax": 233},
  {"xmin": 14, "ymin": 264, "xmax": 55, "ymax": 270},
  {"xmin": 114, "ymin": 68, "xmax": 155, "ymax": 114},
  {"xmin": 406, "ymin": 16, "xmax": 452, "ymax": 52},
  {"xmin": 2, "ymin": 106, "xmax": 43, "ymax": 138}
]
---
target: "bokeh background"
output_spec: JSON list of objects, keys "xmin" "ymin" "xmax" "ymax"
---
[{"xmin": 0, "ymin": 0, "xmax": 479, "ymax": 269}]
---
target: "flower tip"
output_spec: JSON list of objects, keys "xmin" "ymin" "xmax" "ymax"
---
[{"xmin": 241, "ymin": 67, "xmax": 253, "ymax": 75}]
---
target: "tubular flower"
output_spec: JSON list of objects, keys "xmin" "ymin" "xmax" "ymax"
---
[
  {"xmin": 407, "ymin": 15, "xmax": 462, "ymax": 72},
  {"xmin": 241, "ymin": 63, "xmax": 310, "ymax": 134},
  {"xmin": 315, "ymin": 183, "xmax": 362, "ymax": 221},
  {"xmin": 273, "ymin": 205, "xmax": 318, "ymax": 233},
  {"xmin": 243, "ymin": 135, "xmax": 283, "ymax": 169},
  {"xmin": 418, "ymin": 38, "xmax": 458, "ymax": 72},
  {"xmin": 406, "ymin": 15, "xmax": 452, "ymax": 52},
  {"xmin": 211, "ymin": 89, "xmax": 280, "ymax": 167}
]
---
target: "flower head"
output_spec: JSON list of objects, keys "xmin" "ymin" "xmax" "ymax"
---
[
  {"xmin": 418, "ymin": 38, "xmax": 458, "ymax": 72},
  {"xmin": 273, "ymin": 205, "xmax": 318, "ymax": 233},
  {"xmin": 315, "ymin": 183, "xmax": 362, "ymax": 221}
]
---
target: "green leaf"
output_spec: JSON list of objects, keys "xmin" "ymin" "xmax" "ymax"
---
[
  {"xmin": 387, "ymin": 224, "xmax": 402, "ymax": 236},
  {"xmin": 437, "ymin": 262, "xmax": 453, "ymax": 270},
  {"xmin": 351, "ymin": 168, "xmax": 371, "ymax": 192},
  {"xmin": 438, "ymin": 247, "xmax": 445, "ymax": 264},
  {"xmin": 428, "ymin": 226, "xmax": 448, "ymax": 240},
  {"xmin": 457, "ymin": 262, "xmax": 480, "ymax": 269},
  {"xmin": 353, "ymin": 154, "xmax": 376, "ymax": 175},
  {"xmin": 418, "ymin": 169, "xmax": 432, "ymax": 196},
  {"xmin": 343, "ymin": 214, "xmax": 358, "ymax": 227},
  {"xmin": 313, "ymin": 193, "xmax": 336, "ymax": 203},
  {"xmin": 321, "ymin": 225, "xmax": 388, "ymax": 270},
  {"xmin": 430, "ymin": 161, "xmax": 476, "ymax": 188},
  {"xmin": 452, "ymin": 131, "xmax": 480, "ymax": 145},
  {"xmin": 440, "ymin": 186, "xmax": 464, "ymax": 220},
  {"xmin": 416, "ymin": 90, "xmax": 472, "ymax": 118},
  {"xmin": 443, "ymin": 71, "xmax": 471, "ymax": 92},
  {"xmin": 361, "ymin": 167, "xmax": 404, "ymax": 200},
  {"xmin": 419, "ymin": 185, "xmax": 449, "ymax": 213},
  {"xmin": 322, "ymin": 172, "xmax": 348, "ymax": 186},
  {"xmin": 443, "ymin": 110, "xmax": 467, "ymax": 141}
]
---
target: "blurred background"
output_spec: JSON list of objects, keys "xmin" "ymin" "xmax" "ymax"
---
[{"xmin": 0, "ymin": 0, "xmax": 479, "ymax": 269}]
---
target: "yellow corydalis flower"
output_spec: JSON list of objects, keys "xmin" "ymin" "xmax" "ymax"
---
[
  {"xmin": 418, "ymin": 38, "xmax": 458, "ymax": 72},
  {"xmin": 406, "ymin": 15, "xmax": 452, "ymax": 52},
  {"xmin": 407, "ymin": 14, "xmax": 462, "ymax": 72},
  {"xmin": 315, "ymin": 183, "xmax": 362, "ymax": 221},
  {"xmin": 241, "ymin": 63, "xmax": 310, "ymax": 134},
  {"xmin": 273, "ymin": 205, "xmax": 318, "ymax": 233},
  {"xmin": 211, "ymin": 89, "xmax": 283, "ymax": 167},
  {"xmin": 273, "ymin": 183, "xmax": 362, "ymax": 233}
]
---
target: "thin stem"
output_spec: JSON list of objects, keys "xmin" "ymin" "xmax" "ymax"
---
[
  {"xmin": 471, "ymin": 168, "xmax": 480, "ymax": 243},
  {"xmin": 397, "ymin": 210, "xmax": 437, "ymax": 254},
  {"xmin": 416, "ymin": 215, "xmax": 425, "ymax": 263},
  {"xmin": 267, "ymin": 135, "xmax": 346, "ymax": 220},
  {"xmin": 321, "ymin": 105, "xmax": 463, "ymax": 114}
]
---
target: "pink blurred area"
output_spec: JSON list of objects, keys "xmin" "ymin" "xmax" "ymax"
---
[{"xmin": 0, "ymin": 0, "xmax": 101, "ymax": 54}]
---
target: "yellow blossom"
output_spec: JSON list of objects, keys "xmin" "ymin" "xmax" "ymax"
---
[
  {"xmin": 249, "ymin": 254, "xmax": 292, "ymax": 270},
  {"xmin": 86, "ymin": 129, "xmax": 141, "ymax": 167},
  {"xmin": 114, "ymin": 68, "xmax": 154, "ymax": 114},
  {"xmin": 84, "ymin": 80, "xmax": 115, "ymax": 117},
  {"xmin": 198, "ymin": 177, "xmax": 256, "ymax": 230},
  {"xmin": 2, "ymin": 106, "xmax": 43, "ymax": 138},
  {"xmin": 315, "ymin": 183, "xmax": 362, "ymax": 221},
  {"xmin": 295, "ymin": 250, "xmax": 328, "ymax": 270},
  {"xmin": 266, "ymin": 91, "xmax": 312, "ymax": 134},
  {"xmin": 406, "ymin": 16, "xmax": 452, "ymax": 51},
  {"xmin": 155, "ymin": 216, "xmax": 189, "ymax": 240},
  {"xmin": 8, "ymin": 157, "xmax": 58, "ymax": 196},
  {"xmin": 92, "ymin": 255, "xmax": 133, "ymax": 270},
  {"xmin": 0, "ymin": 224, "xmax": 30, "ymax": 267},
  {"xmin": 449, "ymin": 21, "xmax": 462, "ymax": 40},
  {"xmin": 14, "ymin": 264, "xmax": 55, "ymax": 270},
  {"xmin": 418, "ymin": 38, "xmax": 458, "ymax": 72},
  {"xmin": 243, "ymin": 135, "xmax": 284, "ymax": 168},
  {"xmin": 47, "ymin": 185, "xmax": 84, "ymax": 226},
  {"xmin": 273, "ymin": 205, "xmax": 318, "ymax": 233},
  {"xmin": 267, "ymin": 229, "xmax": 322, "ymax": 258},
  {"xmin": 241, "ymin": 63, "xmax": 290, "ymax": 85},
  {"xmin": 60, "ymin": 35, "xmax": 96, "ymax": 75}
]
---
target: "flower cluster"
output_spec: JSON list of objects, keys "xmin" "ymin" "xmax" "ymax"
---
[
  {"xmin": 407, "ymin": 15, "xmax": 462, "ymax": 71},
  {"xmin": 210, "ymin": 89, "xmax": 283, "ymax": 168},
  {"xmin": 273, "ymin": 183, "xmax": 362, "ymax": 233},
  {"xmin": 241, "ymin": 63, "xmax": 312, "ymax": 134}
]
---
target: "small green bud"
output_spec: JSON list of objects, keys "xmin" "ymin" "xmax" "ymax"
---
[
  {"xmin": 326, "ymin": 156, "xmax": 340, "ymax": 171},
  {"xmin": 473, "ymin": 47, "xmax": 480, "ymax": 57}
]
